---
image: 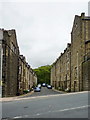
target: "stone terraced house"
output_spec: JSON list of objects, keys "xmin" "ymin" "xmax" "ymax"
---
[
  {"xmin": 18, "ymin": 55, "xmax": 37, "ymax": 95},
  {"xmin": 0, "ymin": 29, "xmax": 37, "ymax": 97},
  {"xmin": 51, "ymin": 13, "xmax": 90, "ymax": 92}
]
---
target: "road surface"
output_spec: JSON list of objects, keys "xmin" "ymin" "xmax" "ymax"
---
[
  {"xmin": 1, "ymin": 89, "xmax": 89, "ymax": 119},
  {"xmin": 21, "ymin": 87, "xmax": 63, "ymax": 98}
]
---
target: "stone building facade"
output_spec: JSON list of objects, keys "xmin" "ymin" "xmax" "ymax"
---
[
  {"xmin": 0, "ymin": 29, "xmax": 37, "ymax": 97},
  {"xmin": 18, "ymin": 55, "xmax": 37, "ymax": 95},
  {"xmin": 51, "ymin": 13, "xmax": 90, "ymax": 92},
  {"xmin": 51, "ymin": 43, "xmax": 71, "ymax": 91},
  {"xmin": 71, "ymin": 13, "xmax": 90, "ymax": 91},
  {"xmin": 0, "ymin": 29, "xmax": 19, "ymax": 97}
]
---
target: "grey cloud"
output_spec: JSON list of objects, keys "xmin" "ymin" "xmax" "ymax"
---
[{"xmin": 0, "ymin": 2, "xmax": 88, "ymax": 68}]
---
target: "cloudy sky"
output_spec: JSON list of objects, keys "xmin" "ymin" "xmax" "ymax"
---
[{"xmin": 0, "ymin": 0, "xmax": 89, "ymax": 68}]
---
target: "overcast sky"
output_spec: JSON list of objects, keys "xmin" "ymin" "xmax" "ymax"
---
[{"xmin": 0, "ymin": 0, "xmax": 89, "ymax": 68}]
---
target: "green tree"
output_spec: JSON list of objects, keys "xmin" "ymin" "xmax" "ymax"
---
[{"xmin": 33, "ymin": 65, "xmax": 52, "ymax": 85}]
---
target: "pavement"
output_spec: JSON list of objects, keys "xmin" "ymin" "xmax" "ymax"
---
[
  {"xmin": 0, "ymin": 87, "xmax": 64, "ymax": 102},
  {"xmin": 52, "ymin": 87, "xmax": 67, "ymax": 93},
  {"xmin": 0, "ymin": 91, "xmax": 34, "ymax": 102}
]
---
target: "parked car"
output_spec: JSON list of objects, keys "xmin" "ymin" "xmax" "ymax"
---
[
  {"xmin": 37, "ymin": 84, "xmax": 41, "ymax": 88},
  {"xmin": 42, "ymin": 83, "xmax": 46, "ymax": 87},
  {"xmin": 34, "ymin": 87, "xmax": 41, "ymax": 92},
  {"xmin": 47, "ymin": 85, "xmax": 52, "ymax": 89}
]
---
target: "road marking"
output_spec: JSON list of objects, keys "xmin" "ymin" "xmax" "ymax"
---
[
  {"xmin": 24, "ymin": 115, "xmax": 29, "ymax": 117},
  {"xmin": 33, "ymin": 105, "xmax": 89, "ymax": 117},
  {"xmin": 12, "ymin": 105, "xmax": 89, "ymax": 118},
  {"xmin": 53, "ymin": 105, "xmax": 89, "ymax": 113},
  {"xmin": 36, "ymin": 113, "xmax": 41, "ymax": 116},
  {"xmin": 13, "ymin": 116, "xmax": 22, "ymax": 119}
]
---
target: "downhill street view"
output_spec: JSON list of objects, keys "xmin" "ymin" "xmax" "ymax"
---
[{"xmin": 0, "ymin": 1, "xmax": 90, "ymax": 120}]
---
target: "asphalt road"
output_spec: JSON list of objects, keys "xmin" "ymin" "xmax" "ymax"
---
[
  {"xmin": 2, "ymin": 90, "xmax": 89, "ymax": 119},
  {"xmin": 21, "ymin": 87, "xmax": 63, "ymax": 98}
]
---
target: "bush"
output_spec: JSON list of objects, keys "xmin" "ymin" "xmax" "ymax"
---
[
  {"xmin": 65, "ymin": 88, "xmax": 71, "ymax": 92},
  {"xmin": 30, "ymin": 88, "xmax": 33, "ymax": 91},
  {"xmin": 23, "ymin": 90, "xmax": 29, "ymax": 94}
]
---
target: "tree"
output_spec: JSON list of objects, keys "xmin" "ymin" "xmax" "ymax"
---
[{"xmin": 33, "ymin": 65, "xmax": 52, "ymax": 84}]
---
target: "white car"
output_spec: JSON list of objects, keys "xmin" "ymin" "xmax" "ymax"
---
[
  {"xmin": 42, "ymin": 83, "xmax": 46, "ymax": 87},
  {"xmin": 34, "ymin": 87, "xmax": 41, "ymax": 92},
  {"xmin": 47, "ymin": 85, "xmax": 52, "ymax": 89},
  {"xmin": 37, "ymin": 84, "xmax": 41, "ymax": 88}
]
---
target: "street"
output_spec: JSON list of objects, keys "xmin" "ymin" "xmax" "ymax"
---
[
  {"xmin": 1, "ymin": 88, "xmax": 89, "ymax": 119},
  {"xmin": 21, "ymin": 87, "xmax": 63, "ymax": 98}
]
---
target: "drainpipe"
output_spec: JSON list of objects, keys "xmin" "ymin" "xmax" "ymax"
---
[
  {"xmin": 0, "ymin": 39, "xmax": 3, "ymax": 120},
  {"xmin": 0, "ymin": 40, "xmax": 3, "ymax": 97},
  {"xmin": 77, "ymin": 52, "xmax": 80, "ymax": 91}
]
